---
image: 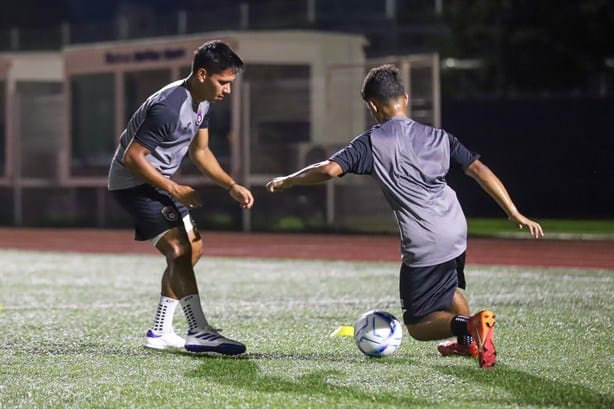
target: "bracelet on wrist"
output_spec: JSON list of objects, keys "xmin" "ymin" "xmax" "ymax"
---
[{"xmin": 228, "ymin": 182, "xmax": 238, "ymax": 191}]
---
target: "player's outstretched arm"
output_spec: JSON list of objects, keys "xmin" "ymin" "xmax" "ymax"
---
[
  {"xmin": 190, "ymin": 129, "xmax": 254, "ymax": 209},
  {"xmin": 465, "ymin": 159, "xmax": 544, "ymax": 238},
  {"xmin": 266, "ymin": 161, "xmax": 343, "ymax": 192}
]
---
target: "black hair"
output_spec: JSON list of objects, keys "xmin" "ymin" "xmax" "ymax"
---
[
  {"xmin": 192, "ymin": 40, "xmax": 245, "ymax": 75},
  {"xmin": 360, "ymin": 64, "xmax": 406, "ymax": 102}
]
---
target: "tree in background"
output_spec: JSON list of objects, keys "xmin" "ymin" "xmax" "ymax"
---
[{"xmin": 442, "ymin": 0, "xmax": 614, "ymax": 96}]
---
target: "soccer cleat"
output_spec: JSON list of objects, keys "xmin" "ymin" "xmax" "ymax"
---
[
  {"xmin": 184, "ymin": 327, "xmax": 246, "ymax": 356},
  {"xmin": 437, "ymin": 340, "xmax": 478, "ymax": 358},
  {"xmin": 144, "ymin": 329, "xmax": 185, "ymax": 350},
  {"xmin": 467, "ymin": 310, "xmax": 497, "ymax": 368}
]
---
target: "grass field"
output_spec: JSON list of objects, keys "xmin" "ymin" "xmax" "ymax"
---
[
  {"xmin": 324, "ymin": 217, "xmax": 614, "ymax": 238},
  {"xmin": 467, "ymin": 218, "xmax": 614, "ymax": 238},
  {"xmin": 1, "ymin": 250, "xmax": 612, "ymax": 408}
]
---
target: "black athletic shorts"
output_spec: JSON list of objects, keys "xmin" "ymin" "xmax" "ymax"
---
[
  {"xmin": 111, "ymin": 184, "xmax": 189, "ymax": 241},
  {"xmin": 399, "ymin": 252, "xmax": 466, "ymax": 325}
]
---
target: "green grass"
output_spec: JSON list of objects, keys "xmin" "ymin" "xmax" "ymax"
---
[
  {"xmin": 286, "ymin": 216, "xmax": 614, "ymax": 237},
  {"xmin": 468, "ymin": 218, "xmax": 614, "ymax": 238},
  {"xmin": 1, "ymin": 250, "xmax": 612, "ymax": 408}
]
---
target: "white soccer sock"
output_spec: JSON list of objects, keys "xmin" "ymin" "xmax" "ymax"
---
[
  {"xmin": 180, "ymin": 294, "xmax": 209, "ymax": 331},
  {"xmin": 151, "ymin": 296, "xmax": 179, "ymax": 334}
]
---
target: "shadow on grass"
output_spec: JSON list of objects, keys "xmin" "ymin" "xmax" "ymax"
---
[
  {"xmin": 185, "ymin": 354, "xmax": 426, "ymax": 406},
  {"xmin": 435, "ymin": 364, "xmax": 613, "ymax": 409}
]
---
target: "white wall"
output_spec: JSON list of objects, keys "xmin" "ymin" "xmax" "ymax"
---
[
  {"xmin": 62, "ymin": 31, "xmax": 368, "ymax": 147},
  {"xmin": 0, "ymin": 52, "xmax": 63, "ymax": 185},
  {"xmin": 1, "ymin": 52, "xmax": 62, "ymax": 82}
]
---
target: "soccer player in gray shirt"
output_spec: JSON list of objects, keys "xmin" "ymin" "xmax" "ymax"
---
[
  {"xmin": 266, "ymin": 64, "xmax": 543, "ymax": 368},
  {"xmin": 108, "ymin": 40, "xmax": 253, "ymax": 355}
]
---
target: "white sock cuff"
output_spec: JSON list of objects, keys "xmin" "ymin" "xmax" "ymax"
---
[
  {"xmin": 160, "ymin": 295, "xmax": 179, "ymax": 309},
  {"xmin": 152, "ymin": 296, "xmax": 179, "ymax": 333},
  {"xmin": 161, "ymin": 295, "xmax": 178, "ymax": 303}
]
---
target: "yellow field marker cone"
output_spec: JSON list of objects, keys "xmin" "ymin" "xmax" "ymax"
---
[{"xmin": 329, "ymin": 325, "xmax": 354, "ymax": 337}]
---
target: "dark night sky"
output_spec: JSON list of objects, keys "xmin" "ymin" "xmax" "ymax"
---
[{"xmin": 1, "ymin": 0, "xmax": 189, "ymax": 27}]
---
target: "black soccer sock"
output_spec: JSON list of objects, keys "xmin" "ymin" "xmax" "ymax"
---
[{"xmin": 451, "ymin": 315, "xmax": 474, "ymax": 345}]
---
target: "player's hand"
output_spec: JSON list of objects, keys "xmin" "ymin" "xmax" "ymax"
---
[
  {"xmin": 508, "ymin": 213, "xmax": 544, "ymax": 238},
  {"xmin": 171, "ymin": 184, "xmax": 202, "ymax": 209},
  {"xmin": 229, "ymin": 184, "xmax": 254, "ymax": 209},
  {"xmin": 265, "ymin": 177, "xmax": 290, "ymax": 192}
]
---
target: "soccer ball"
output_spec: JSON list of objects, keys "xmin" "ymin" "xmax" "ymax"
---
[{"xmin": 353, "ymin": 310, "xmax": 403, "ymax": 357}]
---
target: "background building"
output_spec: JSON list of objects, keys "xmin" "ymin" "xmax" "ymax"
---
[{"xmin": 1, "ymin": 0, "xmax": 612, "ymax": 231}]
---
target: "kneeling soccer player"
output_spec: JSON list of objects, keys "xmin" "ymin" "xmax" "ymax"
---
[{"xmin": 265, "ymin": 64, "xmax": 543, "ymax": 368}]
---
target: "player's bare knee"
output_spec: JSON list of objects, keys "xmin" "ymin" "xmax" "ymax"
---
[{"xmin": 164, "ymin": 239, "xmax": 192, "ymax": 263}]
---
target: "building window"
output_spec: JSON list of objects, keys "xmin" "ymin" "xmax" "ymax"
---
[
  {"xmin": 70, "ymin": 73, "xmax": 115, "ymax": 177},
  {"xmin": 244, "ymin": 64, "xmax": 310, "ymax": 174},
  {"xmin": 123, "ymin": 69, "xmax": 171, "ymax": 124}
]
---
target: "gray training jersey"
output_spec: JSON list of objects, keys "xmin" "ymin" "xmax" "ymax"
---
[
  {"xmin": 107, "ymin": 79, "xmax": 210, "ymax": 191},
  {"xmin": 330, "ymin": 116, "xmax": 479, "ymax": 267}
]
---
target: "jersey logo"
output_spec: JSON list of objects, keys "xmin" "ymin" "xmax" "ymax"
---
[
  {"xmin": 196, "ymin": 111, "xmax": 204, "ymax": 125},
  {"xmin": 161, "ymin": 206, "xmax": 179, "ymax": 222}
]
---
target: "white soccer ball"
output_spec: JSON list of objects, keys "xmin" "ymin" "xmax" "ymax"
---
[{"xmin": 353, "ymin": 310, "xmax": 403, "ymax": 357}]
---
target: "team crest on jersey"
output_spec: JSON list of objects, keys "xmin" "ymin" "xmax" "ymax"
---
[
  {"xmin": 161, "ymin": 206, "xmax": 179, "ymax": 222},
  {"xmin": 196, "ymin": 110, "xmax": 204, "ymax": 125}
]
